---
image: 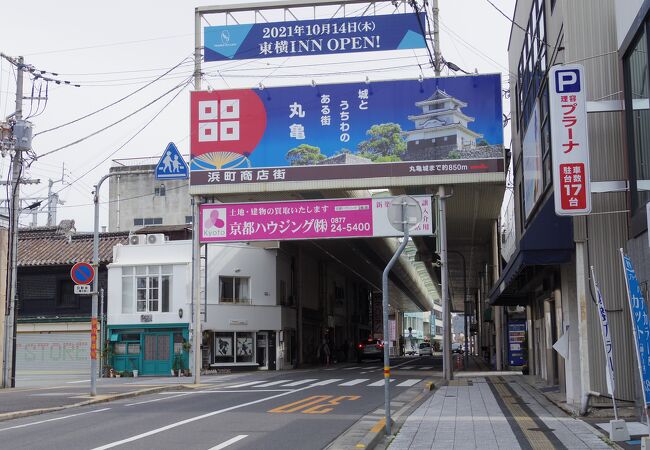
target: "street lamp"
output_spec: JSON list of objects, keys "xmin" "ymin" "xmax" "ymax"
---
[{"xmin": 92, "ymin": 169, "xmax": 151, "ymax": 396}]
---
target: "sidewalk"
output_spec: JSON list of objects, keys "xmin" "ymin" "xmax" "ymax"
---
[{"xmin": 388, "ymin": 359, "xmax": 615, "ymax": 449}]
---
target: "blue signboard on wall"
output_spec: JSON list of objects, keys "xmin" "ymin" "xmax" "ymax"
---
[
  {"xmin": 621, "ymin": 250, "xmax": 650, "ymax": 405},
  {"xmin": 508, "ymin": 320, "xmax": 526, "ymax": 367},
  {"xmin": 204, "ymin": 13, "xmax": 427, "ymax": 62}
]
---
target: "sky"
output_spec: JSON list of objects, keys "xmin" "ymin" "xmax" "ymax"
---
[{"xmin": 0, "ymin": 0, "xmax": 515, "ymax": 231}]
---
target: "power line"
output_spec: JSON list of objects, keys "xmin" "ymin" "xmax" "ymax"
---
[
  {"xmin": 36, "ymin": 75, "xmax": 193, "ymax": 159},
  {"xmin": 482, "ymin": 0, "xmax": 557, "ymax": 50},
  {"xmin": 34, "ymin": 56, "xmax": 192, "ymax": 137},
  {"xmin": 51, "ymin": 78, "xmax": 191, "ymax": 198},
  {"xmin": 24, "ymin": 33, "xmax": 194, "ymax": 57}
]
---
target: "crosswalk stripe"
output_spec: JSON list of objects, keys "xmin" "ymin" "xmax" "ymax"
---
[
  {"xmin": 282, "ymin": 379, "xmax": 317, "ymax": 387},
  {"xmin": 418, "ymin": 366, "xmax": 434, "ymax": 370},
  {"xmin": 311, "ymin": 379, "xmax": 343, "ymax": 386},
  {"xmin": 368, "ymin": 379, "xmax": 395, "ymax": 387},
  {"xmin": 255, "ymin": 380, "xmax": 292, "ymax": 387},
  {"xmin": 399, "ymin": 366, "xmax": 415, "ymax": 370},
  {"xmin": 342, "ymin": 366, "xmax": 361, "ymax": 370},
  {"xmin": 339, "ymin": 378, "xmax": 369, "ymax": 386},
  {"xmin": 396, "ymin": 379, "xmax": 422, "ymax": 387},
  {"xmin": 226, "ymin": 381, "xmax": 266, "ymax": 388}
]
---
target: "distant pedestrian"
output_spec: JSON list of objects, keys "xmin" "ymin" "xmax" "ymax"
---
[
  {"xmin": 399, "ymin": 335, "xmax": 405, "ymax": 356},
  {"xmin": 320, "ymin": 338, "xmax": 331, "ymax": 367}
]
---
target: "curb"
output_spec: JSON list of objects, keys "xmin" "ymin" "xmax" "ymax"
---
[
  {"xmin": 0, "ymin": 384, "xmax": 191, "ymax": 423},
  {"xmin": 353, "ymin": 379, "xmax": 439, "ymax": 450}
]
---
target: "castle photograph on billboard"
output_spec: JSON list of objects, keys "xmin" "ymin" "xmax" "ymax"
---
[{"xmin": 189, "ymin": 74, "xmax": 504, "ymax": 193}]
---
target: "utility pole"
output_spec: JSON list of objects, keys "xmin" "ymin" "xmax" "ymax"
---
[
  {"xmin": 47, "ymin": 163, "xmax": 65, "ymax": 226},
  {"xmin": 432, "ymin": 0, "xmax": 442, "ymax": 76},
  {"xmin": 3, "ymin": 56, "xmax": 31, "ymax": 388}
]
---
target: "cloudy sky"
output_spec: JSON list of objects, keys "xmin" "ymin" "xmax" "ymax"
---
[{"xmin": 0, "ymin": 0, "xmax": 514, "ymax": 231}]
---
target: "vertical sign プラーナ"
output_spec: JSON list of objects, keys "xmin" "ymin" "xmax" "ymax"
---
[
  {"xmin": 549, "ymin": 64, "xmax": 591, "ymax": 216},
  {"xmin": 620, "ymin": 250, "xmax": 650, "ymax": 407}
]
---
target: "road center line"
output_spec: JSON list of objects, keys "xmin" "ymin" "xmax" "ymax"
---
[
  {"xmin": 90, "ymin": 386, "xmax": 313, "ymax": 450},
  {"xmin": 208, "ymin": 434, "xmax": 248, "ymax": 450},
  {"xmin": 0, "ymin": 408, "xmax": 110, "ymax": 432},
  {"xmin": 66, "ymin": 379, "xmax": 91, "ymax": 384}
]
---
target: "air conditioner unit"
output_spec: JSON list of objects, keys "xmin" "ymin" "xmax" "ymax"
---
[
  {"xmin": 146, "ymin": 233, "xmax": 166, "ymax": 245},
  {"xmin": 129, "ymin": 234, "xmax": 146, "ymax": 245}
]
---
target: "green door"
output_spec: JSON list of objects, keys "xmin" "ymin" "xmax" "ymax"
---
[{"xmin": 142, "ymin": 333, "xmax": 172, "ymax": 376}]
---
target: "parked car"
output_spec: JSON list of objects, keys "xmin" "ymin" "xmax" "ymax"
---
[
  {"xmin": 418, "ymin": 342, "xmax": 433, "ymax": 356},
  {"xmin": 356, "ymin": 338, "xmax": 384, "ymax": 362},
  {"xmin": 451, "ymin": 343, "xmax": 464, "ymax": 354}
]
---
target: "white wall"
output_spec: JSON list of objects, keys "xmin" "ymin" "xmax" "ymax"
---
[
  {"xmin": 107, "ymin": 240, "xmax": 192, "ymax": 326},
  {"xmin": 205, "ymin": 244, "xmax": 277, "ymax": 306},
  {"xmin": 615, "ymin": 0, "xmax": 645, "ymax": 49}
]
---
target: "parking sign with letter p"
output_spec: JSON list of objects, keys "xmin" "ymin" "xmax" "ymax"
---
[{"xmin": 555, "ymin": 69, "xmax": 580, "ymax": 93}]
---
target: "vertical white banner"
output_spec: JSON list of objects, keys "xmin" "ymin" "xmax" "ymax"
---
[{"xmin": 591, "ymin": 266, "xmax": 615, "ymax": 396}]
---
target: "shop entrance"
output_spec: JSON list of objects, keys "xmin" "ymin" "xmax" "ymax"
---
[
  {"xmin": 142, "ymin": 333, "xmax": 172, "ymax": 376},
  {"xmin": 256, "ymin": 332, "xmax": 268, "ymax": 369}
]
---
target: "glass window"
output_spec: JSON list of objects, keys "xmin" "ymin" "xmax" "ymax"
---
[
  {"xmin": 114, "ymin": 343, "xmax": 127, "ymax": 355},
  {"xmin": 235, "ymin": 332, "xmax": 254, "ymax": 363},
  {"xmin": 133, "ymin": 218, "xmax": 144, "ymax": 226},
  {"xmin": 220, "ymin": 276, "xmax": 251, "ymax": 304},
  {"xmin": 136, "ymin": 277, "xmax": 147, "ymax": 312},
  {"xmin": 627, "ymin": 28, "xmax": 650, "ymax": 211},
  {"xmin": 214, "ymin": 332, "xmax": 234, "ymax": 363},
  {"xmin": 162, "ymin": 276, "xmax": 171, "ymax": 312},
  {"xmin": 124, "ymin": 265, "xmax": 173, "ymax": 313},
  {"xmin": 122, "ymin": 275, "xmax": 134, "ymax": 313}
]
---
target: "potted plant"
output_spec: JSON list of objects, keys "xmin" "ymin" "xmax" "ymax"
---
[
  {"xmin": 101, "ymin": 341, "xmax": 114, "ymax": 378},
  {"xmin": 172, "ymin": 353, "xmax": 183, "ymax": 377}
]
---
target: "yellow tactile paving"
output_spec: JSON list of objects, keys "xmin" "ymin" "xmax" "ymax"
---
[{"xmin": 489, "ymin": 377, "xmax": 556, "ymax": 450}]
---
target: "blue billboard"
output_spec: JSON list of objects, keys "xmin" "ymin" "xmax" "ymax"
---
[
  {"xmin": 190, "ymin": 74, "xmax": 503, "ymax": 184},
  {"xmin": 204, "ymin": 13, "xmax": 426, "ymax": 62}
]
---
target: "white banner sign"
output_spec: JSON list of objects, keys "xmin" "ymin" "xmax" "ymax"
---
[
  {"xmin": 549, "ymin": 64, "xmax": 591, "ymax": 216},
  {"xmin": 591, "ymin": 266, "xmax": 615, "ymax": 395}
]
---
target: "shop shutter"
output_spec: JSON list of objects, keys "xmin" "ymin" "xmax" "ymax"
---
[{"xmin": 16, "ymin": 332, "xmax": 91, "ymax": 375}]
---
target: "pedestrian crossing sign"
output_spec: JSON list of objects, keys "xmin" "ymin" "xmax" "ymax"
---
[{"xmin": 155, "ymin": 142, "xmax": 189, "ymax": 180}]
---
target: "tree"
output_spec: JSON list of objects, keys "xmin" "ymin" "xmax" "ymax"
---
[
  {"xmin": 286, "ymin": 144, "xmax": 326, "ymax": 166},
  {"xmin": 357, "ymin": 123, "xmax": 407, "ymax": 161}
]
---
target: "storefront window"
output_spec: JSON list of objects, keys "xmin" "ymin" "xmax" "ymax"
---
[
  {"xmin": 626, "ymin": 27, "xmax": 650, "ymax": 212},
  {"xmin": 214, "ymin": 332, "xmax": 234, "ymax": 363},
  {"xmin": 236, "ymin": 332, "xmax": 254, "ymax": 363},
  {"xmin": 213, "ymin": 331, "xmax": 256, "ymax": 364}
]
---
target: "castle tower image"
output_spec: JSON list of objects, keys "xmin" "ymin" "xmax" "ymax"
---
[{"xmin": 403, "ymin": 89, "xmax": 484, "ymax": 161}]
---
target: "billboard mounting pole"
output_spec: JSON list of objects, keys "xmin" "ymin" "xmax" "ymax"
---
[{"xmin": 192, "ymin": 7, "xmax": 203, "ymax": 386}]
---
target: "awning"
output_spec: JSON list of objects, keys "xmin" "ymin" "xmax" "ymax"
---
[{"xmin": 488, "ymin": 196, "xmax": 574, "ymax": 306}]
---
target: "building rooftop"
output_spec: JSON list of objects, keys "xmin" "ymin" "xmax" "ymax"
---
[{"xmin": 18, "ymin": 222, "xmax": 129, "ymax": 266}]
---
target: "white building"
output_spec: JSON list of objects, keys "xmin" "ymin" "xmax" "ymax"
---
[{"xmin": 106, "ymin": 237, "xmax": 296, "ymax": 375}]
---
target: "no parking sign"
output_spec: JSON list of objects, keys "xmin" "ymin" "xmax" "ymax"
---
[{"xmin": 70, "ymin": 262, "xmax": 95, "ymax": 285}]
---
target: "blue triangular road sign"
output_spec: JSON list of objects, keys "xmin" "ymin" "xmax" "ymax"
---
[{"xmin": 156, "ymin": 142, "xmax": 189, "ymax": 180}]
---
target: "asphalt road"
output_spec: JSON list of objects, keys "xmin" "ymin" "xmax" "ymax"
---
[{"xmin": 0, "ymin": 356, "xmax": 441, "ymax": 450}]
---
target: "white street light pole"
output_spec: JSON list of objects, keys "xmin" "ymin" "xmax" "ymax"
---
[{"xmin": 92, "ymin": 170, "xmax": 150, "ymax": 396}]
